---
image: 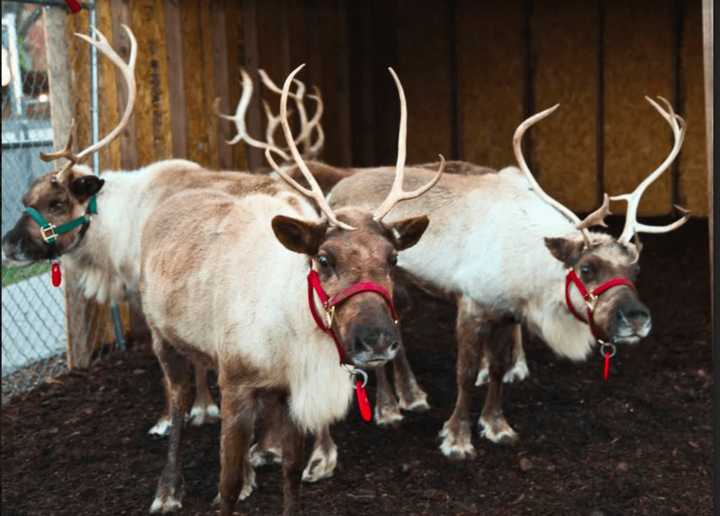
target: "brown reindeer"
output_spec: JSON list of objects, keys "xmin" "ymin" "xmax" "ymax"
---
[
  {"xmin": 324, "ymin": 96, "xmax": 688, "ymax": 458},
  {"xmin": 141, "ymin": 64, "xmax": 445, "ymax": 515}
]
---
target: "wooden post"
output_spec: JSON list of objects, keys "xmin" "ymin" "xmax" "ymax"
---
[
  {"xmin": 702, "ymin": 0, "xmax": 713, "ymax": 307},
  {"xmin": 241, "ymin": 0, "xmax": 263, "ymax": 171}
]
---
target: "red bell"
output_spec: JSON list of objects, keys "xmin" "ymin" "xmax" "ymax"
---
[
  {"xmin": 51, "ymin": 261, "xmax": 62, "ymax": 287},
  {"xmin": 355, "ymin": 380, "xmax": 372, "ymax": 422}
]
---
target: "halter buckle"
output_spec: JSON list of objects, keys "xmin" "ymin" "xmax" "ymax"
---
[
  {"xmin": 584, "ymin": 293, "xmax": 598, "ymax": 311},
  {"xmin": 325, "ymin": 305, "xmax": 335, "ymax": 328},
  {"xmin": 40, "ymin": 224, "xmax": 57, "ymax": 244}
]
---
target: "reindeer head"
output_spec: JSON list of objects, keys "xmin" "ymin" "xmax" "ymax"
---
[
  {"xmin": 514, "ymin": 97, "xmax": 688, "ymax": 346},
  {"xmin": 2, "ymin": 25, "xmax": 136, "ymax": 266},
  {"xmin": 267, "ymin": 64, "xmax": 444, "ymax": 367}
]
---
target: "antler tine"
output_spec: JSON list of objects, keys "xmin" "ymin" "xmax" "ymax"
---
[
  {"xmin": 372, "ymin": 68, "xmax": 446, "ymax": 222},
  {"xmin": 266, "ymin": 64, "xmax": 354, "ymax": 230},
  {"xmin": 610, "ymin": 96, "xmax": 687, "ymax": 245},
  {"xmin": 214, "ymin": 68, "xmax": 290, "ymax": 161},
  {"xmin": 263, "ymin": 100, "xmax": 295, "ymax": 149},
  {"xmin": 512, "ymin": 104, "xmax": 591, "ymax": 247},
  {"xmin": 304, "ymin": 87, "xmax": 325, "ymax": 158},
  {"xmin": 576, "ymin": 194, "xmax": 612, "ymax": 231},
  {"xmin": 40, "ymin": 119, "xmax": 78, "ymax": 174},
  {"xmin": 259, "ymin": 69, "xmax": 314, "ymax": 153},
  {"xmin": 635, "ymin": 205, "xmax": 690, "ymax": 233},
  {"xmin": 73, "ymin": 25, "xmax": 137, "ymax": 162}
]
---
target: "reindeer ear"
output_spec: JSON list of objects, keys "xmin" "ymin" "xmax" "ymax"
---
[
  {"xmin": 388, "ymin": 215, "xmax": 429, "ymax": 251},
  {"xmin": 544, "ymin": 237, "xmax": 584, "ymax": 266},
  {"xmin": 272, "ymin": 215, "xmax": 327, "ymax": 255},
  {"xmin": 69, "ymin": 175, "xmax": 105, "ymax": 201}
]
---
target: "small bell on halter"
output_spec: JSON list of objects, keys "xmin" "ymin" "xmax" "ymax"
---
[{"xmin": 50, "ymin": 260, "xmax": 62, "ymax": 287}]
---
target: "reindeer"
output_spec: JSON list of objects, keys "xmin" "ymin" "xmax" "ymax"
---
[
  {"xmin": 323, "ymin": 96, "xmax": 688, "ymax": 459},
  {"xmin": 140, "ymin": 64, "xmax": 445, "ymax": 515}
]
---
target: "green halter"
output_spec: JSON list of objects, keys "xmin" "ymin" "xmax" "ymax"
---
[{"xmin": 25, "ymin": 195, "xmax": 98, "ymax": 245}]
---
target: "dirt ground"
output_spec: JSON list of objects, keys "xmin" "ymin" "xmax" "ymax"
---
[{"xmin": 1, "ymin": 218, "xmax": 712, "ymax": 516}]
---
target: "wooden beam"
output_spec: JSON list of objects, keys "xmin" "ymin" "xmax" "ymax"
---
[
  {"xmin": 164, "ymin": 0, "xmax": 187, "ymax": 159},
  {"xmin": 702, "ymin": 0, "xmax": 713, "ymax": 312},
  {"xmin": 241, "ymin": 0, "xmax": 263, "ymax": 170},
  {"xmin": 210, "ymin": 0, "xmax": 231, "ymax": 169},
  {"xmin": 110, "ymin": 0, "xmax": 138, "ymax": 169}
]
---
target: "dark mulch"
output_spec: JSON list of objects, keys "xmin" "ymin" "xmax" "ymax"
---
[{"xmin": 1, "ymin": 219, "xmax": 711, "ymax": 515}]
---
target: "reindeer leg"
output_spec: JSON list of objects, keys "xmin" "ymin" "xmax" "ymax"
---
[
  {"xmin": 148, "ymin": 374, "xmax": 173, "ymax": 438},
  {"xmin": 374, "ymin": 364, "xmax": 403, "ymax": 426},
  {"xmin": 149, "ymin": 337, "xmax": 192, "ymax": 513},
  {"xmin": 280, "ymin": 399, "xmax": 307, "ymax": 516},
  {"xmin": 392, "ymin": 344, "xmax": 430, "ymax": 412},
  {"xmin": 439, "ymin": 296, "xmax": 482, "ymax": 460},
  {"xmin": 302, "ymin": 425, "xmax": 337, "ymax": 483},
  {"xmin": 476, "ymin": 322, "xmax": 528, "ymax": 385},
  {"xmin": 216, "ymin": 382, "xmax": 257, "ymax": 516},
  {"xmin": 188, "ymin": 362, "xmax": 220, "ymax": 426},
  {"xmin": 478, "ymin": 321, "xmax": 519, "ymax": 445},
  {"xmin": 250, "ymin": 391, "xmax": 284, "ymax": 467}
]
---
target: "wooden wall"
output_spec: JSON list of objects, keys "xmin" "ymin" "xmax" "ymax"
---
[{"xmin": 68, "ymin": 0, "xmax": 709, "ymax": 217}]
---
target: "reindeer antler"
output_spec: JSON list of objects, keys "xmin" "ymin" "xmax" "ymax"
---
[
  {"xmin": 40, "ymin": 119, "xmax": 77, "ymax": 167},
  {"xmin": 372, "ymin": 68, "xmax": 446, "ymax": 222},
  {"xmin": 512, "ymin": 104, "xmax": 595, "ymax": 248},
  {"xmin": 259, "ymin": 69, "xmax": 313, "ymax": 154},
  {"xmin": 610, "ymin": 96, "xmax": 689, "ymax": 245},
  {"xmin": 41, "ymin": 25, "xmax": 137, "ymax": 180},
  {"xmin": 265, "ymin": 64, "xmax": 354, "ymax": 230},
  {"xmin": 576, "ymin": 194, "xmax": 612, "ymax": 231}
]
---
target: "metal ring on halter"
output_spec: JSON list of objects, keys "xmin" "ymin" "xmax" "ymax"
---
[
  {"xmin": 599, "ymin": 341, "xmax": 617, "ymax": 358},
  {"xmin": 342, "ymin": 364, "xmax": 368, "ymax": 388}
]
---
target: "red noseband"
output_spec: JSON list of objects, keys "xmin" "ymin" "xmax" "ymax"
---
[{"xmin": 564, "ymin": 269, "xmax": 636, "ymax": 340}]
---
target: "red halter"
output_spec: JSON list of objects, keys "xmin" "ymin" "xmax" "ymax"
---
[
  {"xmin": 564, "ymin": 269, "xmax": 636, "ymax": 381},
  {"xmin": 307, "ymin": 269, "xmax": 399, "ymax": 421}
]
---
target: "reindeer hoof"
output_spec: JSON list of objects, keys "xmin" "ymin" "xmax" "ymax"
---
[
  {"xmin": 503, "ymin": 359, "xmax": 529, "ymax": 384},
  {"xmin": 478, "ymin": 416, "xmax": 519, "ymax": 445},
  {"xmin": 398, "ymin": 394, "xmax": 430, "ymax": 412},
  {"xmin": 148, "ymin": 418, "xmax": 172, "ymax": 439},
  {"xmin": 374, "ymin": 406, "xmax": 404, "ymax": 427},
  {"xmin": 188, "ymin": 403, "xmax": 220, "ymax": 426},
  {"xmin": 249, "ymin": 443, "xmax": 283, "ymax": 467},
  {"xmin": 302, "ymin": 443, "xmax": 338, "ymax": 483},
  {"xmin": 239, "ymin": 469, "xmax": 256, "ymax": 501},
  {"xmin": 438, "ymin": 420, "xmax": 476, "ymax": 460},
  {"xmin": 149, "ymin": 491, "xmax": 183, "ymax": 514}
]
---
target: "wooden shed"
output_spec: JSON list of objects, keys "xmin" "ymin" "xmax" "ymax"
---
[{"xmin": 58, "ymin": 0, "xmax": 712, "ymax": 360}]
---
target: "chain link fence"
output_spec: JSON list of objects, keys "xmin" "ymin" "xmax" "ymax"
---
[{"xmin": 1, "ymin": 2, "xmax": 78, "ymax": 401}]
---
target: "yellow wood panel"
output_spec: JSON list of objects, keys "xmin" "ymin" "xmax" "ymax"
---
[
  {"xmin": 679, "ymin": 0, "xmax": 708, "ymax": 217},
  {"xmin": 200, "ymin": 0, "xmax": 219, "ymax": 170},
  {"xmin": 604, "ymin": 0, "xmax": 674, "ymax": 216},
  {"xmin": 456, "ymin": 0, "xmax": 524, "ymax": 169},
  {"xmin": 396, "ymin": 0, "xmax": 452, "ymax": 164},
  {"xmin": 224, "ymin": 0, "xmax": 248, "ymax": 170},
  {"xmin": 66, "ymin": 11, "xmax": 91, "ymax": 161},
  {"xmin": 131, "ymin": 0, "xmax": 172, "ymax": 166},
  {"xmin": 95, "ymin": 1, "xmax": 120, "ymax": 171},
  {"xmin": 532, "ymin": 0, "xmax": 598, "ymax": 213}
]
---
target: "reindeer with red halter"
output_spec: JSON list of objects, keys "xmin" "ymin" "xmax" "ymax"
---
[
  {"xmin": 139, "ymin": 63, "xmax": 445, "ymax": 515},
  {"xmin": 326, "ymin": 96, "xmax": 688, "ymax": 459}
]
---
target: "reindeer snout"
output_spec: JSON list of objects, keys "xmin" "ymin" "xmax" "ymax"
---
[
  {"xmin": 351, "ymin": 326, "xmax": 400, "ymax": 366},
  {"xmin": 615, "ymin": 299, "xmax": 652, "ymax": 341}
]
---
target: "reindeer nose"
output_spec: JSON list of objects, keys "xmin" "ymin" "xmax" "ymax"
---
[
  {"xmin": 355, "ymin": 327, "xmax": 398, "ymax": 356},
  {"xmin": 617, "ymin": 302, "xmax": 652, "ymax": 336}
]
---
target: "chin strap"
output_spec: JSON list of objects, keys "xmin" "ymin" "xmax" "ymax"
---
[
  {"xmin": 24, "ymin": 195, "xmax": 97, "ymax": 288},
  {"xmin": 564, "ymin": 269, "xmax": 635, "ymax": 381},
  {"xmin": 307, "ymin": 269, "xmax": 398, "ymax": 422}
]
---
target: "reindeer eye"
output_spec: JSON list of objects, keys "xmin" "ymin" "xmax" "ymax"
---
[
  {"xmin": 389, "ymin": 253, "xmax": 398, "ymax": 266},
  {"xmin": 49, "ymin": 200, "xmax": 66, "ymax": 211},
  {"xmin": 317, "ymin": 255, "xmax": 331, "ymax": 269},
  {"xmin": 580, "ymin": 264, "xmax": 594, "ymax": 280}
]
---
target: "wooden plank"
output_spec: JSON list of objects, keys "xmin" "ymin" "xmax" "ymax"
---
[
  {"xmin": 131, "ymin": 0, "xmax": 172, "ymax": 166},
  {"xmin": 396, "ymin": 0, "xmax": 452, "ymax": 164},
  {"xmin": 334, "ymin": 0, "xmax": 352, "ymax": 165},
  {"xmin": 456, "ymin": 0, "xmax": 525, "ymax": 169},
  {"xmin": 180, "ymin": 0, "xmax": 210, "ymax": 165},
  {"xmin": 199, "ymin": 0, "xmax": 219, "ymax": 169},
  {"xmin": 701, "ymin": 0, "xmax": 713, "ymax": 313},
  {"xmin": 241, "ymin": 0, "xmax": 263, "ymax": 170},
  {"xmin": 223, "ymin": 0, "xmax": 248, "ymax": 169},
  {"xmin": 210, "ymin": 0, "xmax": 231, "ymax": 170},
  {"xmin": 532, "ymin": 0, "xmax": 599, "ymax": 213},
  {"xmin": 110, "ymin": 0, "xmax": 138, "ymax": 170},
  {"xmin": 347, "ymin": 2, "xmax": 375, "ymax": 166},
  {"xmin": 679, "ymin": 0, "xmax": 709, "ymax": 217},
  {"xmin": 95, "ymin": 0, "xmax": 120, "ymax": 171},
  {"xmin": 604, "ymin": 0, "xmax": 674, "ymax": 216},
  {"xmin": 164, "ymin": 0, "xmax": 187, "ymax": 159}
]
